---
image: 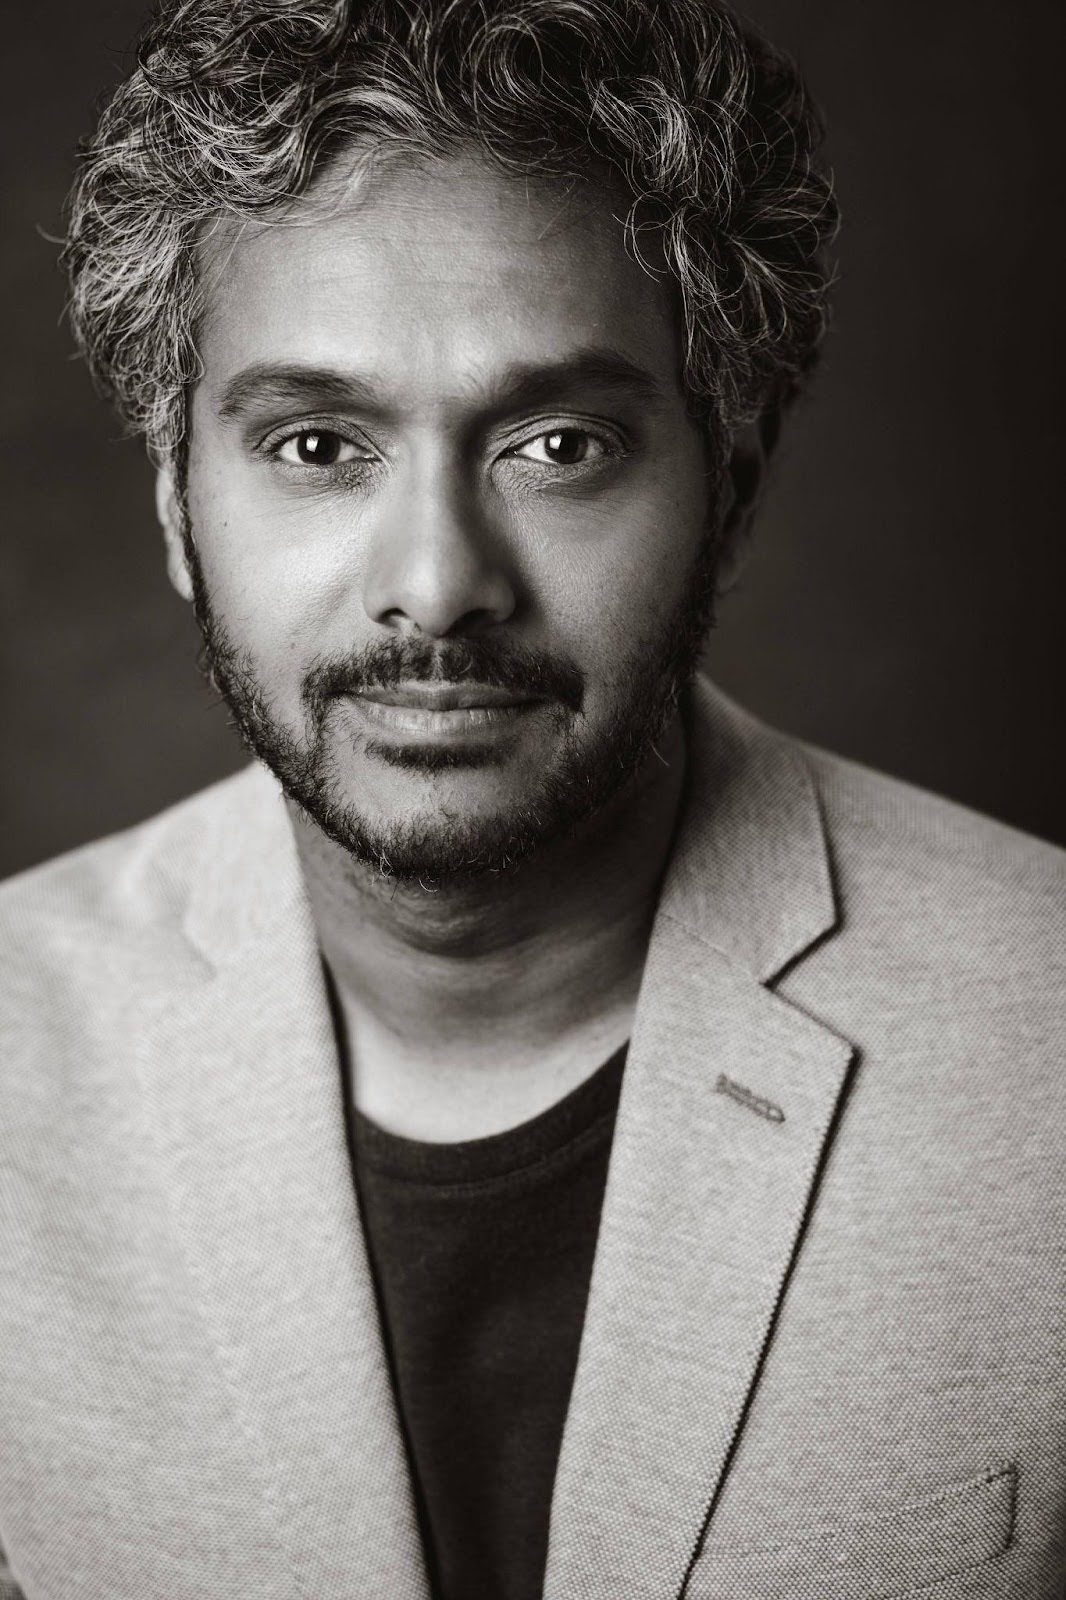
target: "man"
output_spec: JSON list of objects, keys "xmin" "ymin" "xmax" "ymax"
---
[{"xmin": 0, "ymin": 1, "xmax": 1062, "ymax": 1596}]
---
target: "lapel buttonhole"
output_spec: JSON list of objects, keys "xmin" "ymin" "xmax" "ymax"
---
[{"xmin": 715, "ymin": 1072, "xmax": 786, "ymax": 1123}]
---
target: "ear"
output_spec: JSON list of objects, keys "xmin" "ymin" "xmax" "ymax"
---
[
  {"xmin": 155, "ymin": 465, "xmax": 194, "ymax": 602},
  {"xmin": 714, "ymin": 408, "xmax": 779, "ymax": 595}
]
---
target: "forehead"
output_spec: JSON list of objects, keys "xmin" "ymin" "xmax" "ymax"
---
[{"xmin": 195, "ymin": 149, "xmax": 683, "ymax": 406}]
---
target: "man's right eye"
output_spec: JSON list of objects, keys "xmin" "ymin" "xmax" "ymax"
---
[{"xmin": 275, "ymin": 429, "xmax": 365, "ymax": 466}]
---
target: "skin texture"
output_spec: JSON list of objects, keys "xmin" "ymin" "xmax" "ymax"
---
[{"xmin": 159, "ymin": 149, "xmax": 766, "ymax": 1138}]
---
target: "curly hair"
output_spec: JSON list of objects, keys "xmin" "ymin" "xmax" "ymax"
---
[{"xmin": 62, "ymin": 0, "xmax": 838, "ymax": 467}]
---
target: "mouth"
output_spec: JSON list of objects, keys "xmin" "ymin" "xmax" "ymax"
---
[
  {"xmin": 342, "ymin": 683, "xmax": 544, "ymax": 740},
  {"xmin": 357, "ymin": 682, "xmax": 538, "ymax": 711}
]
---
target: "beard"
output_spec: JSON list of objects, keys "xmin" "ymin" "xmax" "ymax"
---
[{"xmin": 179, "ymin": 504, "xmax": 720, "ymax": 886}]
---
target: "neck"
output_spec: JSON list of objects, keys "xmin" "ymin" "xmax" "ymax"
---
[{"xmin": 290, "ymin": 714, "xmax": 688, "ymax": 1139}]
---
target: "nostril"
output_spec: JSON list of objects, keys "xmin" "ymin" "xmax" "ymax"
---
[{"xmin": 365, "ymin": 561, "xmax": 517, "ymax": 638}]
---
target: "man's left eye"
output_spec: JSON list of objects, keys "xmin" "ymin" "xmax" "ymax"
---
[
  {"xmin": 276, "ymin": 430, "xmax": 363, "ymax": 466},
  {"xmin": 512, "ymin": 429, "xmax": 606, "ymax": 466}
]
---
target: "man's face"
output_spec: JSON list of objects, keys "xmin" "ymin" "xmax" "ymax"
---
[{"xmin": 175, "ymin": 149, "xmax": 723, "ymax": 880}]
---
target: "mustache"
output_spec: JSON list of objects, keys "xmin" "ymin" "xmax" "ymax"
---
[{"xmin": 302, "ymin": 635, "xmax": 586, "ymax": 717}]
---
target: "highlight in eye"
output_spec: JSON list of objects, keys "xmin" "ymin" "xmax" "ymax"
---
[
  {"xmin": 509, "ymin": 427, "xmax": 617, "ymax": 467},
  {"xmin": 273, "ymin": 427, "xmax": 369, "ymax": 467}
]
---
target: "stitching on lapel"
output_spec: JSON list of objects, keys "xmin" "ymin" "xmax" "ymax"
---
[{"xmin": 676, "ymin": 1041, "xmax": 859, "ymax": 1597}]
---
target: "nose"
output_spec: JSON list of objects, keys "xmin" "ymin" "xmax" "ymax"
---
[{"xmin": 362, "ymin": 451, "xmax": 517, "ymax": 638}]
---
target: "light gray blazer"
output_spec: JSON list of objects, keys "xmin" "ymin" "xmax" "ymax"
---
[{"xmin": 0, "ymin": 679, "xmax": 1063, "ymax": 1599}]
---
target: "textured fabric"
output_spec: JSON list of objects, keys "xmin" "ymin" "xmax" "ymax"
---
[
  {"xmin": 350, "ymin": 1045, "xmax": 626, "ymax": 1600},
  {"xmin": 0, "ymin": 677, "xmax": 1063, "ymax": 1599},
  {"xmin": 686, "ymin": 1463, "xmax": 1019, "ymax": 1599},
  {"xmin": 0, "ymin": 1543, "xmax": 23, "ymax": 1600}
]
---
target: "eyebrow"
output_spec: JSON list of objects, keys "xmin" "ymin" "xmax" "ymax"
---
[{"xmin": 215, "ymin": 348, "xmax": 667, "ymax": 423}]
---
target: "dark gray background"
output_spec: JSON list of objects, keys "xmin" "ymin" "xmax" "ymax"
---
[{"xmin": 3, "ymin": 1, "xmax": 1064, "ymax": 877}]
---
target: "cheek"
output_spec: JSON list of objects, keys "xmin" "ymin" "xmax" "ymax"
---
[
  {"xmin": 519, "ymin": 485, "xmax": 706, "ymax": 666},
  {"xmin": 188, "ymin": 460, "xmax": 371, "ymax": 663}
]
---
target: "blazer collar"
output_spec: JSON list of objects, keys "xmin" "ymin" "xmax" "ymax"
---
[
  {"xmin": 665, "ymin": 676, "xmax": 838, "ymax": 981},
  {"xmin": 544, "ymin": 678, "xmax": 855, "ymax": 1598},
  {"xmin": 181, "ymin": 761, "xmax": 307, "ymax": 973},
  {"xmin": 144, "ymin": 768, "xmax": 431, "ymax": 1599}
]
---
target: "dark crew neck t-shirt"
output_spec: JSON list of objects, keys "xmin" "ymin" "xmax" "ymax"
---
[{"xmin": 347, "ymin": 1045, "xmax": 627, "ymax": 1600}]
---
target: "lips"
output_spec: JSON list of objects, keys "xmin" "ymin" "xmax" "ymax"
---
[
  {"xmin": 354, "ymin": 682, "xmax": 539, "ymax": 712},
  {"xmin": 342, "ymin": 683, "xmax": 542, "ymax": 741}
]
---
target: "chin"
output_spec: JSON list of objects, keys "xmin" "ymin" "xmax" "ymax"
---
[
  {"xmin": 296, "ymin": 755, "xmax": 612, "ymax": 885},
  {"xmin": 303, "ymin": 802, "xmax": 551, "ymax": 884}
]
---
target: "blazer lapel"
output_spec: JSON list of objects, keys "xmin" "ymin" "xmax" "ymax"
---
[
  {"xmin": 544, "ymin": 681, "xmax": 856, "ymax": 1600},
  {"xmin": 136, "ymin": 769, "xmax": 430, "ymax": 1600}
]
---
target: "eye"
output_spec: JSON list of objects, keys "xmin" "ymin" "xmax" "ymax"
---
[
  {"xmin": 275, "ymin": 429, "xmax": 365, "ymax": 467},
  {"xmin": 511, "ymin": 428, "xmax": 607, "ymax": 466}
]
